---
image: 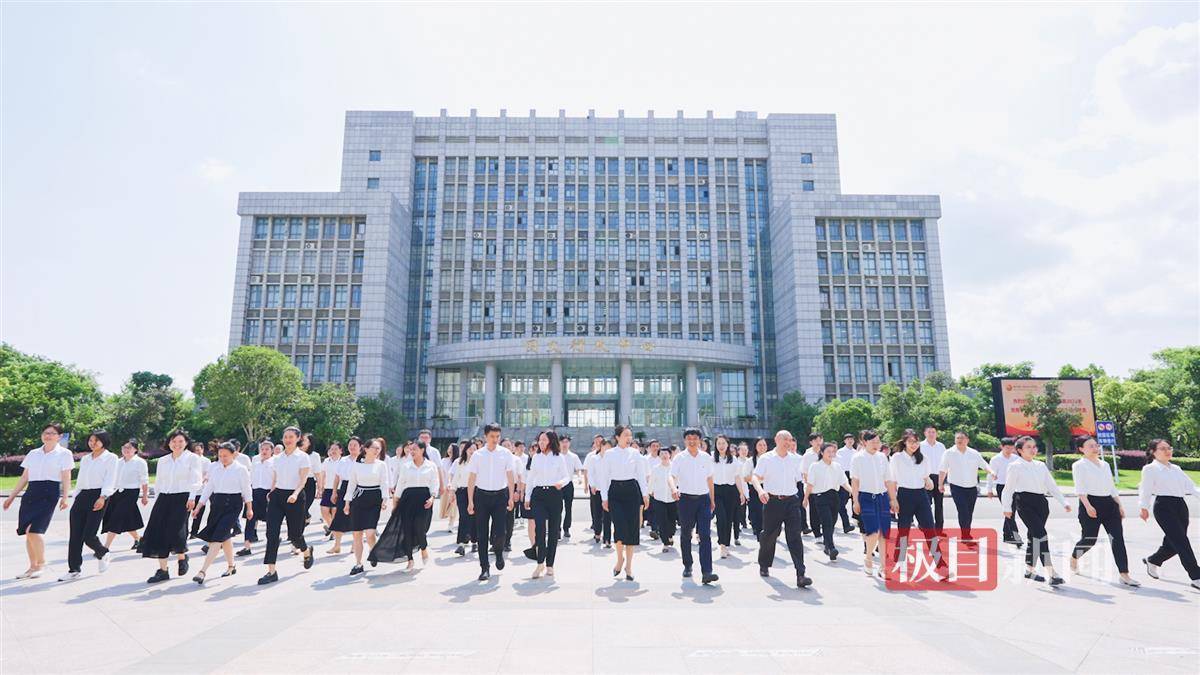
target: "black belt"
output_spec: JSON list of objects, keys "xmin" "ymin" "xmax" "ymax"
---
[
  {"xmin": 771, "ymin": 494, "xmax": 799, "ymax": 500},
  {"xmin": 679, "ymin": 493, "xmax": 708, "ymax": 498},
  {"xmin": 475, "ymin": 487, "xmax": 508, "ymax": 494}
]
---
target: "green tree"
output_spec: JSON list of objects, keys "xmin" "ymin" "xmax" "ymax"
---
[
  {"xmin": 1058, "ymin": 363, "xmax": 1107, "ymax": 380},
  {"xmin": 193, "ymin": 346, "xmax": 304, "ymax": 444},
  {"xmin": 919, "ymin": 388, "xmax": 981, "ymax": 438},
  {"xmin": 1133, "ymin": 347, "xmax": 1200, "ymax": 452},
  {"xmin": 1019, "ymin": 380, "xmax": 1082, "ymax": 468},
  {"xmin": 957, "ymin": 361, "xmax": 1035, "ymax": 436},
  {"xmin": 924, "ymin": 371, "xmax": 955, "ymax": 391},
  {"xmin": 0, "ymin": 344, "xmax": 107, "ymax": 452},
  {"xmin": 1095, "ymin": 378, "xmax": 1168, "ymax": 449},
  {"xmin": 813, "ymin": 398, "xmax": 880, "ymax": 441},
  {"xmin": 295, "ymin": 384, "xmax": 364, "ymax": 449},
  {"xmin": 771, "ymin": 391, "xmax": 820, "ymax": 443},
  {"xmin": 874, "ymin": 381, "xmax": 923, "ymax": 442},
  {"xmin": 356, "ymin": 391, "xmax": 408, "ymax": 445},
  {"xmin": 104, "ymin": 372, "xmax": 184, "ymax": 449}
]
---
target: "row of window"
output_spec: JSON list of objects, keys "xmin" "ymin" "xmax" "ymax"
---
[
  {"xmin": 441, "ymin": 269, "xmax": 742, "ymax": 294},
  {"xmin": 252, "ymin": 216, "xmax": 366, "ymax": 240},
  {"xmin": 824, "ymin": 355, "xmax": 937, "ymax": 385},
  {"xmin": 250, "ymin": 250, "xmax": 364, "ymax": 275},
  {"xmin": 448, "ymin": 299, "xmax": 747, "ymax": 324},
  {"xmin": 431, "ymin": 208, "xmax": 758, "ymax": 231},
  {"xmin": 246, "ymin": 284, "xmax": 362, "ymax": 309},
  {"xmin": 816, "ymin": 219, "xmax": 925, "ymax": 242},
  {"xmin": 423, "ymin": 156, "xmax": 789, "ymax": 179},
  {"xmin": 821, "ymin": 319, "xmax": 935, "ymax": 345},
  {"xmin": 819, "ymin": 285, "xmax": 931, "ymax": 310},
  {"xmin": 448, "ymin": 328, "xmax": 747, "ymax": 343},
  {"xmin": 373, "ymin": 178, "xmax": 808, "ymax": 195},
  {"xmin": 243, "ymin": 318, "xmax": 360, "ymax": 344},
  {"xmin": 441, "ymin": 237, "xmax": 743, "ymax": 262},
  {"xmin": 818, "ymin": 252, "xmax": 928, "ymax": 276},
  {"xmin": 294, "ymin": 354, "xmax": 358, "ymax": 384}
]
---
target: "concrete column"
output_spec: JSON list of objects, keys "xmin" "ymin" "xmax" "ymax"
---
[
  {"xmin": 618, "ymin": 359, "xmax": 633, "ymax": 426},
  {"xmin": 484, "ymin": 362, "xmax": 498, "ymax": 424},
  {"xmin": 425, "ymin": 368, "xmax": 437, "ymax": 421},
  {"xmin": 685, "ymin": 362, "xmax": 699, "ymax": 427},
  {"xmin": 457, "ymin": 368, "xmax": 469, "ymax": 421},
  {"xmin": 550, "ymin": 359, "xmax": 564, "ymax": 426},
  {"xmin": 744, "ymin": 367, "xmax": 757, "ymax": 417},
  {"xmin": 713, "ymin": 368, "xmax": 724, "ymax": 422}
]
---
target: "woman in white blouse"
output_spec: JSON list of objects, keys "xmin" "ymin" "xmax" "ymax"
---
[
  {"xmin": 451, "ymin": 442, "xmax": 478, "ymax": 556},
  {"xmin": 888, "ymin": 430, "xmax": 941, "ymax": 567},
  {"xmin": 1001, "ymin": 436, "xmax": 1070, "ymax": 585},
  {"xmin": 712, "ymin": 435, "xmax": 747, "ymax": 559},
  {"xmin": 342, "ymin": 437, "xmax": 390, "ymax": 575},
  {"xmin": 142, "ymin": 430, "xmax": 204, "ymax": 584},
  {"xmin": 102, "ymin": 439, "xmax": 150, "ymax": 553},
  {"xmin": 189, "ymin": 442, "xmax": 253, "ymax": 584},
  {"xmin": 1138, "ymin": 438, "xmax": 1200, "ymax": 589},
  {"xmin": 377, "ymin": 440, "xmax": 440, "ymax": 570},
  {"xmin": 318, "ymin": 442, "xmax": 344, "ymax": 538},
  {"xmin": 523, "ymin": 430, "xmax": 571, "ymax": 578},
  {"xmin": 1069, "ymin": 436, "xmax": 1138, "ymax": 586},
  {"xmin": 804, "ymin": 442, "xmax": 851, "ymax": 560},
  {"xmin": 599, "ymin": 425, "xmax": 651, "ymax": 581}
]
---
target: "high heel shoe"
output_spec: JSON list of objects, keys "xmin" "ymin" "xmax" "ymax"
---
[
  {"xmin": 192, "ymin": 571, "xmax": 206, "ymax": 585},
  {"xmin": 612, "ymin": 567, "xmax": 622, "ymax": 577},
  {"xmin": 533, "ymin": 564, "xmax": 544, "ymax": 579},
  {"xmin": 221, "ymin": 567, "xmax": 237, "ymax": 578}
]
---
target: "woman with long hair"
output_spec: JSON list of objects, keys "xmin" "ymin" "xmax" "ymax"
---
[
  {"xmin": 1001, "ymin": 436, "xmax": 1070, "ymax": 585},
  {"xmin": 300, "ymin": 433, "xmax": 321, "ymax": 527},
  {"xmin": 451, "ymin": 441, "xmax": 478, "ymax": 556},
  {"xmin": 1070, "ymin": 435, "xmax": 1138, "ymax": 586},
  {"xmin": 1139, "ymin": 438, "xmax": 1200, "ymax": 589},
  {"xmin": 735, "ymin": 442, "xmax": 752, "ymax": 539},
  {"xmin": 141, "ymin": 430, "xmax": 205, "ymax": 583},
  {"xmin": 190, "ymin": 442, "xmax": 252, "ymax": 584},
  {"xmin": 319, "ymin": 442, "xmax": 344, "ymax": 537},
  {"xmin": 188, "ymin": 441, "xmax": 213, "ymax": 539},
  {"xmin": 746, "ymin": 437, "xmax": 769, "ymax": 540},
  {"xmin": 342, "ymin": 437, "xmax": 390, "ymax": 575},
  {"xmin": 103, "ymin": 439, "xmax": 149, "ymax": 552},
  {"xmin": 597, "ymin": 425, "xmax": 650, "ymax": 581},
  {"xmin": 371, "ymin": 441, "xmax": 439, "ymax": 571},
  {"xmin": 327, "ymin": 437, "xmax": 360, "ymax": 553},
  {"xmin": 887, "ymin": 429, "xmax": 943, "ymax": 576},
  {"xmin": 523, "ymin": 430, "xmax": 570, "ymax": 578},
  {"xmin": 441, "ymin": 443, "xmax": 461, "ymax": 527},
  {"xmin": 712, "ymin": 435, "xmax": 746, "ymax": 558}
]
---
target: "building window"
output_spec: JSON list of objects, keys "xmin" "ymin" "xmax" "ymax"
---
[
  {"xmin": 802, "ymin": 180, "xmax": 815, "ymax": 191},
  {"xmin": 800, "ymin": 153, "xmax": 813, "ymax": 164},
  {"xmin": 367, "ymin": 177, "xmax": 380, "ymax": 190},
  {"xmin": 369, "ymin": 150, "xmax": 381, "ymax": 162}
]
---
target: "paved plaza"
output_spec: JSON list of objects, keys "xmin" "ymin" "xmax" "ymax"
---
[{"xmin": 1, "ymin": 493, "xmax": 1197, "ymax": 674}]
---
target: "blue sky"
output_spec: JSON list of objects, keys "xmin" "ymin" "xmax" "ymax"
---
[{"xmin": 2, "ymin": 2, "xmax": 1197, "ymax": 393}]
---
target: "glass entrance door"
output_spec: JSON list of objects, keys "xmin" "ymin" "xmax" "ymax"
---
[{"xmin": 566, "ymin": 402, "xmax": 616, "ymax": 427}]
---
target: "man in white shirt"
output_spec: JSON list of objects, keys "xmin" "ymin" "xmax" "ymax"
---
[
  {"xmin": 560, "ymin": 435, "xmax": 582, "ymax": 539},
  {"xmin": 417, "ymin": 429, "xmax": 446, "ymax": 523},
  {"xmin": 751, "ymin": 429, "xmax": 812, "ymax": 588},
  {"xmin": 835, "ymin": 434, "xmax": 858, "ymax": 534},
  {"xmin": 801, "ymin": 434, "xmax": 822, "ymax": 536},
  {"xmin": 986, "ymin": 437, "xmax": 1023, "ymax": 545},
  {"xmin": 920, "ymin": 426, "xmax": 948, "ymax": 531},
  {"xmin": 670, "ymin": 428, "xmax": 718, "ymax": 584},
  {"xmin": 466, "ymin": 423, "xmax": 516, "ymax": 581},
  {"xmin": 937, "ymin": 431, "xmax": 995, "ymax": 541},
  {"xmin": 582, "ymin": 435, "xmax": 610, "ymax": 545}
]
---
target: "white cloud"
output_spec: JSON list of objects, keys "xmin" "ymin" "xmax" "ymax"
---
[{"xmin": 197, "ymin": 158, "xmax": 234, "ymax": 183}]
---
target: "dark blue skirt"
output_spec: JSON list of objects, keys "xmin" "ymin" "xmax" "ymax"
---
[
  {"xmin": 141, "ymin": 492, "xmax": 191, "ymax": 558},
  {"xmin": 608, "ymin": 479, "xmax": 643, "ymax": 546},
  {"xmin": 329, "ymin": 481, "xmax": 352, "ymax": 532},
  {"xmin": 320, "ymin": 488, "xmax": 336, "ymax": 508},
  {"xmin": 197, "ymin": 493, "xmax": 244, "ymax": 543},
  {"xmin": 16, "ymin": 480, "xmax": 60, "ymax": 535},
  {"xmin": 858, "ymin": 491, "xmax": 892, "ymax": 536}
]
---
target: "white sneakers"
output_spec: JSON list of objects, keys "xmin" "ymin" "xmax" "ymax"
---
[
  {"xmin": 1143, "ymin": 558, "xmax": 1161, "ymax": 580},
  {"xmin": 58, "ymin": 570, "xmax": 81, "ymax": 582},
  {"xmin": 98, "ymin": 557, "xmax": 110, "ymax": 573}
]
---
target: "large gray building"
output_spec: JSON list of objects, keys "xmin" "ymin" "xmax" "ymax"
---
[{"xmin": 228, "ymin": 109, "xmax": 951, "ymax": 443}]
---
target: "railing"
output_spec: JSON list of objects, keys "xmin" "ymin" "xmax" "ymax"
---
[{"xmin": 700, "ymin": 415, "xmax": 769, "ymax": 436}]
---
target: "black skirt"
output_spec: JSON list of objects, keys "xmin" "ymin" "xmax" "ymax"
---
[
  {"xmin": 349, "ymin": 487, "xmax": 383, "ymax": 532},
  {"xmin": 329, "ymin": 481, "xmax": 352, "ymax": 532},
  {"xmin": 608, "ymin": 479, "xmax": 643, "ymax": 546},
  {"xmin": 370, "ymin": 487, "xmax": 432, "ymax": 563},
  {"xmin": 102, "ymin": 487, "xmax": 144, "ymax": 534},
  {"xmin": 197, "ymin": 493, "xmax": 244, "ymax": 543},
  {"xmin": 16, "ymin": 480, "xmax": 60, "ymax": 535},
  {"xmin": 140, "ymin": 492, "xmax": 191, "ymax": 558},
  {"xmin": 320, "ymin": 488, "xmax": 336, "ymax": 508}
]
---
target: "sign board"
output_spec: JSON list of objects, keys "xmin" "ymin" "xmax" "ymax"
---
[
  {"xmin": 1096, "ymin": 420, "xmax": 1117, "ymax": 446},
  {"xmin": 990, "ymin": 377, "xmax": 1097, "ymax": 438}
]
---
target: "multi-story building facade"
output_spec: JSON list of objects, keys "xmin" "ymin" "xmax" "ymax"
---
[{"xmin": 228, "ymin": 109, "xmax": 951, "ymax": 443}]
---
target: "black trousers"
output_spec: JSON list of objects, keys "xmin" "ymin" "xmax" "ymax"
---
[
  {"xmin": 190, "ymin": 504, "xmax": 205, "ymax": 537},
  {"xmin": 677, "ymin": 494, "xmax": 713, "ymax": 574},
  {"xmin": 264, "ymin": 490, "xmax": 308, "ymax": 565},
  {"xmin": 1072, "ymin": 496, "xmax": 1129, "ymax": 573},
  {"xmin": 473, "ymin": 488, "xmax": 509, "ymax": 572},
  {"xmin": 68, "ymin": 488, "xmax": 108, "ymax": 572},
  {"xmin": 949, "ymin": 484, "xmax": 978, "ymax": 537},
  {"xmin": 759, "ymin": 495, "xmax": 806, "ymax": 575},
  {"xmin": 812, "ymin": 489, "xmax": 839, "ymax": 552},
  {"xmin": 714, "ymin": 484, "xmax": 739, "ymax": 546},
  {"xmin": 530, "ymin": 486, "xmax": 562, "ymax": 565},
  {"xmin": 560, "ymin": 482, "xmax": 574, "ymax": 536},
  {"xmin": 653, "ymin": 498, "xmax": 678, "ymax": 543},
  {"xmin": 996, "ymin": 484, "xmax": 1021, "ymax": 540},
  {"xmin": 927, "ymin": 474, "xmax": 945, "ymax": 530},
  {"xmin": 245, "ymin": 487, "xmax": 269, "ymax": 542},
  {"xmin": 1015, "ymin": 492, "xmax": 1051, "ymax": 569},
  {"xmin": 747, "ymin": 484, "xmax": 763, "ymax": 536},
  {"xmin": 1147, "ymin": 496, "xmax": 1200, "ymax": 580},
  {"xmin": 455, "ymin": 487, "xmax": 475, "ymax": 544},
  {"xmin": 838, "ymin": 475, "xmax": 854, "ymax": 530},
  {"xmin": 589, "ymin": 490, "xmax": 611, "ymax": 543}
]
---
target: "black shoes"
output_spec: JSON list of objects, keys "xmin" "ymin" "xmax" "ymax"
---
[
  {"xmin": 93, "ymin": 547, "xmax": 109, "ymax": 560},
  {"xmin": 303, "ymin": 549, "xmax": 315, "ymax": 569},
  {"xmin": 470, "ymin": 543, "xmax": 478, "ymax": 553},
  {"xmin": 147, "ymin": 569, "xmax": 170, "ymax": 584},
  {"xmin": 178, "ymin": 558, "xmax": 189, "ymax": 576},
  {"xmin": 455, "ymin": 545, "xmax": 465, "ymax": 557},
  {"xmin": 561, "ymin": 532, "xmax": 571, "ymax": 540},
  {"xmin": 650, "ymin": 531, "xmax": 660, "ymax": 541},
  {"xmin": 523, "ymin": 547, "xmax": 537, "ymax": 561},
  {"xmin": 796, "ymin": 575, "xmax": 813, "ymax": 589},
  {"xmin": 759, "ymin": 566, "xmax": 770, "ymax": 577},
  {"xmin": 504, "ymin": 544, "xmax": 512, "ymax": 552},
  {"xmin": 824, "ymin": 547, "xmax": 838, "ymax": 560},
  {"xmin": 258, "ymin": 572, "xmax": 278, "ymax": 585},
  {"xmin": 701, "ymin": 573, "xmax": 719, "ymax": 585},
  {"xmin": 495, "ymin": 554, "xmax": 505, "ymax": 570},
  {"xmin": 236, "ymin": 548, "xmax": 252, "ymax": 557},
  {"xmin": 221, "ymin": 567, "xmax": 237, "ymax": 578},
  {"xmin": 478, "ymin": 570, "xmax": 490, "ymax": 581},
  {"xmin": 1024, "ymin": 571, "xmax": 1045, "ymax": 582},
  {"xmin": 350, "ymin": 565, "xmax": 364, "ymax": 576},
  {"xmin": 682, "ymin": 566, "xmax": 693, "ymax": 577},
  {"xmin": 201, "ymin": 545, "xmax": 209, "ymax": 554},
  {"xmin": 1049, "ymin": 576, "xmax": 1065, "ymax": 586}
]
